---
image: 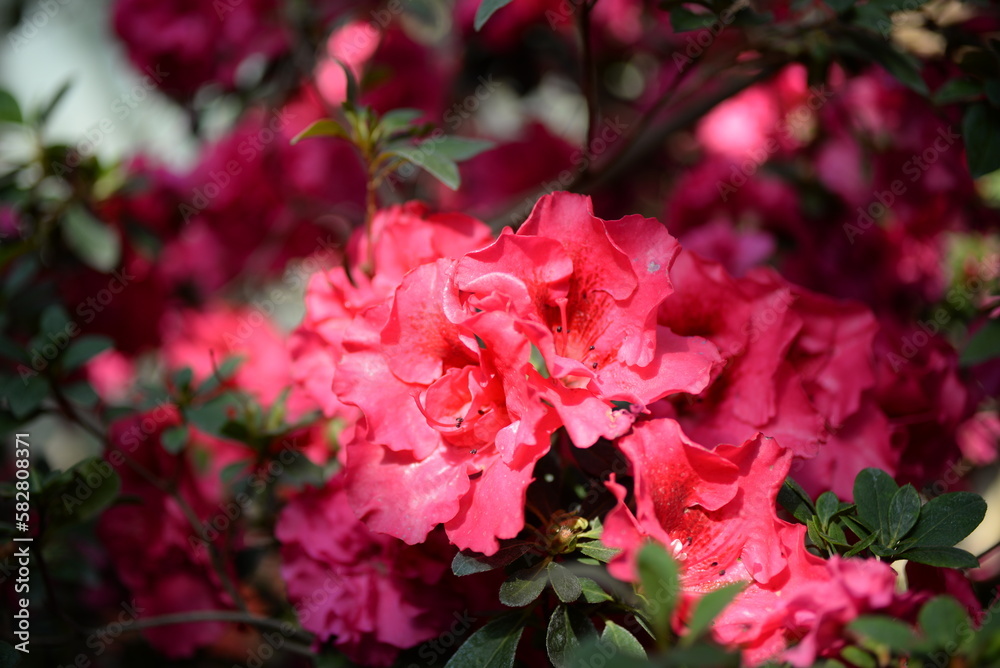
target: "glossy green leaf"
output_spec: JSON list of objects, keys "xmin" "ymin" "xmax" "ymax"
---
[
  {"xmin": 932, "ymin": 79, "xmax": 983, "ymax": 106},
  {"xmin": 161, "ymin": 425, "xmax": 189, "ymax": 454},
  {"xmin": 445, "ymin": 613, "xmax": 524, "ymax": 668},
  {"xmin": 62, "ymin": 381, "xmax": 99, "ymax": 408},
  {"xmin": 387, "ymin": 144, "xmax": 461, "ymax": 190},
  {"xmin": 919, "ymin": 596, "xmax": 970, "ymax": 648},
  {"xmin": 62, "ymin": 335, "xmax": 113, "ymax": 371},
  {"xmin": 840, "ymin": 646, "xmax": 876, "ymax": 668},
  {"xmin": 452, "ymin": 543, "xmax": 532, "ymax": 576},
  {"xmin": 849, "ymin": 615, "xmax": 918, "ymax": 651},
  {"xmin": 290, "ymin": 119, "xmax": 349, "ymax": 145},
  {"xmin": 844, "ymin": 531, "xmax": 879, "ymax": 557},
  {"xmin": 499, "ymin": 560, "xmax": 548, "ymax": 607},
  {"xmin": 579, "ymin": 540, "xmax": 620, "ymax": 563},
  {"xmin": 778, "ymin": 477, "xmax": 815, "ymax": 524},
  {"xmin": 546, "ymin": 605, "xmax": 597, "ymax": 668},
  {"xmin": 378, "ymin": 108, "xmax": 424, "ymax": 137},
  {"xmin": 853, "ymin": 468, "xmax": 898, "ymax": 542},
  {"xmin": 963, "ymin": 103, "xmax": 1000, "ymax": 178},
  {"xmin": 898, "ymin": 546, "xmax": 980, "ymax": 570},
  {"xmin": 578, "ymin": 577, "xmax": 613, "ymax": 603},
  {"xmin": 906, "ymin": 492, "xmax": 986, "ymax": 548},
  {"xmin": 430, "ymin": 136, "xmax": 495, "ymax": 162},
  {"xmin": 547, "ymin": 561, "xmax": 582, "ymax": 603},
  {"xmin": 816, "ymin": 491, "xmax": 841, "ymax": 529},
  {"xmin": 601, "ymin": 621, "xmax": 646, "ymax": 660},
  {"xmin": 961, "ymin": 320, "xmax": 1000, "ymax": 366},
  {"xmin": 885, "ymin": 484, "xmax": 920, "ymax": 547}
]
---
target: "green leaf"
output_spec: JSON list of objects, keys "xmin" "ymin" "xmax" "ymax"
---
[
  {"xmin": 840, "ymin": 646, "xmax": 877, "ymax": 668},
  {"xmin": 185, "ymin": 393, "xmax": 243, "ymax": 437},
  {"xmin": 919, "ymin": 596, "xmax": 969, "ymax": 648},
  {"xmin": 46, "ymin": 457, "xmax": 122, "ymax": 530},
  {"xmin": 852, "ymin": 2, "xmax": 891, "ymax": 34},
  {"xmin": 906, "ymin": 492, "xmax": 986, "ymax": 548},
  {"xmin": 290, "ymin": 119, "xmax": 349, "ymax": 145},
  {"xmin": 600, "ymin": 621, "xmax": 647, "ymax": 660},
  {"xmin": 546, "ymin": 605, "xmax": 597, "ymax": 668},
  {"xmin": 778, "ymin": 477, "xmax": 815, "ymax": 524},
  {"xmin": 853, "ymin": 467, "xmax": 898, "ymax": 542},
  {"xmin": 0, "ymin": 89, "xmax": 21, "ymax": 124},
  {"xmin": 840, "ymin": 514, "xmax": 872, "ymax": 539},
  {"xmin": 849, "ymin": 615, "xmax": 918, "ymax": 652},
  {"xmin": 807, "ymin": 517, "xmax": 828, "ymax": 552},
  {"xmin": 885, "ymin": 484, "xmax": 921, "ymax": 547},
  {"xmin": 669, "ymin": 6, "xmax": 716, "ymax": 32},
  {"xmin": 961, "ymin": 320, "xmax": 1000, "ymax": 366},
  {"xmin": 898, "ymin": 546, "xmax": 980, "ymax": 569},
  {"xmin": 62, "ymin": 381, "xmax": 99, "ymax": 408},
  {"xmin": 499, "ymin": 561, "xmax": 548, "ymax": 607},
  {"xmin": 578, "ymin": 577, "xmax": 613, "ymax": 603},
  {"xmin": 387, "ymin": 144, "xmax": 461, "ymax": 190},
  {"xmin": 963, "ymin": 103, "xmax": 1000, "ymax": 178},
  {"xmin": 63, "ymin": 205, "xmax": 121, "ymax": 272},
  {"xmin": 431, "ymin": 136, "xmax": 495, "ymax": 162},
  {"xmin": 445, "ymin": 613, "xmax": 524, "ymax": 668},
  {"xmin": 161, "ymin": 425, "xmax": 189, "ymax": 454},
  {"xmin": 932, "ymin": 79, "xmax": 983, "ymax": 105},
  {"xmin": 816, "ymin": 491, "xmax": 841, "ymax": 529},
  {"xmin": 378, "ymin": 108, "xmax": 424, "ymax": 137},
  {"xmin": 638, "ymin": 543, "xmax": 679, "ymax": 639},
  {"xmin": 73, "ymin": 458, "xmax": 121, "ymax": 522},
  {"xmin": 844, "ymin": 531, "xmax": 879, "ymax": 557},
  {"xmin": 220, "ymin": 460, "xmax": 249, "ymax": 485},
  {"xmin": 41, "ymin": 304, "xmax": 71, "ymax": 337},
  {"xmin": 683, "ymin": 582, "xmax": 746, "ymax": 646},
  {"xmin": 547, "ymin": 561, "xmax": 583, "ymax": 603},
  {"xmin": 3, "ymin": 374, "xmax": 49, "ymax": 419},
  {"xmin": 172, "ymin": 366, "xmax": 194, "ymax": 390},
  {"xmin": 452, "ymin": 543, "xmax": 532, "ymax": 576},
  {"xmin": 3, "ymin": 257, "xmax": 38, "ymax": 298},
  {"xmin": 62, "ymin": 335, "xmax": 113, "ymax": 371},
  {"xmin": 579, "ymin": 540, "xmax": 620, "ymax": 563},
  {"xmin": 474, "ymin": 0, "xmax": 515, "ymax": 30},
  {"xmin": 824, "ymin": 519, "xmax": 851, "ymax": 547}
]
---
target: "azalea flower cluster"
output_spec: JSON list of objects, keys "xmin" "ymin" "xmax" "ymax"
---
[{"xmin": 265, "ymin": 191, "xmax": 965, "ymax": 665}]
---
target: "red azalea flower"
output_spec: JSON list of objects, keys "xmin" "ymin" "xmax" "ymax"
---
[
  {"xmin": 335, "ymin": 192, "xmax": 717, "ymax": 554},
  {"xmin": 603, "ymin": 417, "xmax": 902, "ymax": 665}
]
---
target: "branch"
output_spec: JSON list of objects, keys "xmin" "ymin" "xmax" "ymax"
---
[{"xmin": 574, "ymin": 62, "xmax": 782, "ymax": 193}]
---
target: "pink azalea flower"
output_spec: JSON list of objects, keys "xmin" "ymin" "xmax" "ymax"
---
[
  {"xmin": 603, "ymin": 417, "xmax": 901, "ymax": 665},
  {"xmin": 277, "ymin": 477, "xmax": 471, "ymax": 666},
  {"xmin": 659, "ymin": 249, "xmax": 893, "ymax": 499},
  {"xmin": 334, "ymin": 193, "xmax": 718, "ymax": 554}
]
